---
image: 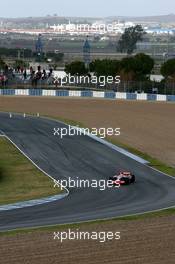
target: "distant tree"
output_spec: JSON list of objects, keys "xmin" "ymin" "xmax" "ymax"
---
[
  {"xmin": 119, "ymin": 53, "xmax": 154, "ymax": 81},
  {"xmin": 119, "ymin": 57, "xmax": 136, "ymax": 81},
  {"xmin": 0, "ymin": 48, "xmax": 32, "ymax": 58},
  {"xmin": 117, "ymin": 25, "xmax": 146, "ymax": 54},
  {"xmin": 161, "ymin": 59, "xmax": 175, "ymax": 79},
  {"xmin": 134, "ymin": 53, "xmax": 154, "ymax": 80},
  {"xmin": 120, "ymin": 57, "xmax": 136, "ymax": 73},
  {"xmin": 0, "ymin": 57, "xmax": 6, "ymax": 70},
  {"xmin": 89, "ymin": 59, "xmax": 120, "ymax": 77},
  {"xmin": 13, "ymin": 60, "xmax": 29, "ymax": 69},
  {"xmin": 65, "ymin": 61, "xmax": 88, "ymax": 76}
]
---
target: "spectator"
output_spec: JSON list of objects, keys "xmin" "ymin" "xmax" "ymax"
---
[
  {"xmin": 42, "ymin": 69, "xmax": 47, "ymax": 80},
  {"xmin": 48, "ymin": 68, "xmax": 53, "ymax": 78},
  {"xmin": 23, "ymin": 70, "xmax": 27, "ymax": 80},
  {"xmin": 4, "ymin": 75, "xmax": 8, "ymax": 86}
]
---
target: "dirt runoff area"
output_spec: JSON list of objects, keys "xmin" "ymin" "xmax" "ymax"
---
[
  {"xmin": 0, "ymin": 215, "xmax": 175, "ymax": 264},
  {"xmin": 0, "ymin": 96, "xmax": 174, "ymax": 166}
]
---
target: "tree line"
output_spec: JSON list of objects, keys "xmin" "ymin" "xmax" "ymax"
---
[
  {"xmin": 65, "ymin": 56, "xmax": 175, "ymax": 82},
  {"xmin": 64, "ymin": 55, "xmax": 175, "ymax": 94},
  {"xmin": 0, "ymin": 48, "xmax": 64, "ymax": 63}
]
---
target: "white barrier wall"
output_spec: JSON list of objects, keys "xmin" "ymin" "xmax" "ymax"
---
[
  {"xmin": 156, "ymin": 94, "xmax": 167, "ymax": 101},
  {"xmin": 136, "ymin": 93, "xmax": 147, "ymax": 100},
  {"xmin": 1, "ymin": 89, "xmax": 174, "ymax": 102},
  {"xmin": 42, "ymin": 90, "xmax": 56, "ymax": 96},
  {"xmin": 15, "ymin": 89, "xmax": 29, "ymax": 96},
  {"xmin": 116, "ymin": 92, "xmax": 127, "ymax": 99},
  {"xmin": 93, "ymin": 91, "xmax": 105, "ymax": 98},
  {"xmin": 69, "ymin": 91, "xmax": 81, "ymax": 97}
]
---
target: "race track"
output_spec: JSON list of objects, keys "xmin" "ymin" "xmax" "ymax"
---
[{"xmin": 0, "ymin": 112, "xmax": 175, "ymax": 231}]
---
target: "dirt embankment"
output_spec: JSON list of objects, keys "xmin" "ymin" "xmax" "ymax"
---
[
  {"xmin": 0, "ymin": 215, "xmax": 175, "ymax": 264},
  {"xmin": 0, "ymin": 97, "xmax": 174, "ymax": 166}
]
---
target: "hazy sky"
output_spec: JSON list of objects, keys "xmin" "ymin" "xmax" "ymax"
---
[{"xmin": 0, "ymin": 0, "xmax": 174, "ymax": 18}]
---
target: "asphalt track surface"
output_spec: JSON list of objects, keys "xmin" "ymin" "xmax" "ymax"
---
[{"xmin": 0, "ymin": 112, "xmax": 175, "ymax": 231}]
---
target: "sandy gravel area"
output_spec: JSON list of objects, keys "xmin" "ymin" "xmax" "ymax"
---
[
  {"xmin": 0, "ymin": 215, "xmax": 175, "ymax": 264},
  {"xmin": 0, "ymin": 96, "xmax": 174, "ymax": 166}
]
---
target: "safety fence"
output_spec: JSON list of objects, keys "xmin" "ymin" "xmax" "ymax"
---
[{"xmin": 0, "ymin": 89, "xmax": 175, "ymax": 102}]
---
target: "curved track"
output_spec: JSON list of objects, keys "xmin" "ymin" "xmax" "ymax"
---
[{"xmin": 0, "ymin": 112, "xmax": 175, "ymax": 231}]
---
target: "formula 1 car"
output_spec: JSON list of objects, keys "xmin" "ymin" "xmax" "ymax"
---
[{"xmin": 109, "ymin": 171, "xmax": 135, "ymax": 186}]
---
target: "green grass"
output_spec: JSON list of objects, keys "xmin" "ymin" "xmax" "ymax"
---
[{"xmin": 0, "ymin": 137, "xmax": 62, "ymax": 205}]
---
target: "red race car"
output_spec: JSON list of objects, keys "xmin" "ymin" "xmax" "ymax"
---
[{"xmin": 109, "ymin": 171, "xmax": 136, "ymax": 186}]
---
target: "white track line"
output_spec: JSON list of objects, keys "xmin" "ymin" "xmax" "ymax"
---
[
  {"xmin": 40, "ymin": 115, "xmax": 175, "ymax": 182},
  {"xmin": 0, "ymin": 194, "xmax": 67, "ymax": 212},
  {"xmin": 0, "ymin": 125, "xmax": 69, "ymax": 212},
  {"xmin": 71, "ymin": 126, "xmax": 149, "ymax": 164},
  {"xmin": 42, "ymin": 116, "xmax": 149, "ymax": 164}
]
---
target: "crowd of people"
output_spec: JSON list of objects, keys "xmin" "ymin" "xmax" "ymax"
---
[
  {"xmin": 29, "ymin": 66, "xmax": 54, "ymax": 86},
  {"xmin": 0, "ymin": 65, "xmax": 56, "ymax": 87}
]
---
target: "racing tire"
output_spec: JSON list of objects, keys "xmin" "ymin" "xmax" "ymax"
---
[{"xmin": 131, "ymin": 175, "xmax": 135, "ymax": 183}]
